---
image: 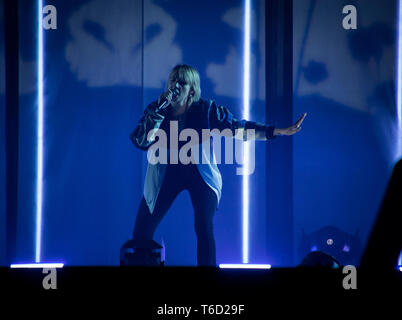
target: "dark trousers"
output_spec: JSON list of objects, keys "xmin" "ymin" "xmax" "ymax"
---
[{"xmin": 133, "ymin": 163, "xmax": 218, "ymax": 266}]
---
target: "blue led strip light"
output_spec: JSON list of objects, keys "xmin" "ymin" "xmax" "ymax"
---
[
  {"xmin": 397, "ymin": 1, "xmax": 402, "ymax": 272},
  {"xmin": 398, "ymin": 0, "xmax": 402, "ymax": 159},
  {"xmin": 219, "ymin": 264, "xmax": 271, "ymax": 269},
  {"xmin": 242, "ymin": 0, "xmax": 251, "ymax": 264},
  {"xmin": 35, "ymin": 0, "xmax": 44, "ymax": 263},
  {"xmin": 10, "ymin": 263, "xmax": 64, "ymax": 269}
]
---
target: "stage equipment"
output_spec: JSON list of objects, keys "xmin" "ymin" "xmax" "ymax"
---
[
  {"xmin": 299, "ymin": 226, "xmax": 363, "ymax": 266},
  {"xmin": 299, "ymin": 251, "xmax": 341, "ymax": 269},
  {"xmin": 120, "ymin": 239, "xmax": 164, "ymax": 266}
]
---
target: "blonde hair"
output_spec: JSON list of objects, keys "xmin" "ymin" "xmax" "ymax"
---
[{"xmin": 167, "ymin": 64, "xmax": 201, "ymax": 106}]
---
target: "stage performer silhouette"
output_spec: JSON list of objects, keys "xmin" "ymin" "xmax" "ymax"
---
[{"xmin": 130, "ymin": 64, "xmax": 306, "ymax": 266}]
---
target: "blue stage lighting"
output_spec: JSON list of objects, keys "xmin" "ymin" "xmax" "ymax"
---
[
  {"xmin": 398, "ymin": 0, "xmax": 402, "ymax": 157},
  {"xmin": 10, "ymin": 263, "xmax": 64, "ymax": 269},
  {"xmin": 219, "ymin": 264, "xmax": 271, "ymax": 269},
  {"xmin": 242, "ymin": 0, "xmax": 251, "ymax": 265},
  {"xmin": 35, "ymin": 0, "xmax": 44, "ymax": 263}
]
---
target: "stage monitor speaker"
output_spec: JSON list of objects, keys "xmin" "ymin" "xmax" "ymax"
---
[{"xmin": 120, "ymin": 239, "xmax": 163, "ymax": 266}]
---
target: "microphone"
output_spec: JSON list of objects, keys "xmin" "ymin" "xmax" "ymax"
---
[{"xmin": 156, "ymin": 82, "xmax": 181, "ymax": 112}]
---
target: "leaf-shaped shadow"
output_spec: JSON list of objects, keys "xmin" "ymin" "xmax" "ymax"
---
[
  {"xmin": 302, "ymin": 60, "xmax": 328, "ymax": 85},
  {"xmin": 83, "ymin": 20, "xmax": 115, "ymax": 53},
  {"xmin": 347, "ymin": 22, "xmax": 395, "ymax": 64}
]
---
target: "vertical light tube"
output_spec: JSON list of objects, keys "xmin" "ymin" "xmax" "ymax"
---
[
  {"xmin": 242, "ymin": 0, "xmax": 251, "ymax": 264},
  {"xmin": 398, "ymin": 0, "xmax": 402, "ymax": 158},
  {"xmin": 35, "ymin": 0, "xmax": 44, "ymax": 263},
  {"xmin": 397, "ymin": 1, "xmax": 402, "ymax": 272}
]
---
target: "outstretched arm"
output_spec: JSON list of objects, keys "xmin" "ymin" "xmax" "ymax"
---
[{"xmin": 208, "ymin": 100, "xmax": 307, "ymax": 141}]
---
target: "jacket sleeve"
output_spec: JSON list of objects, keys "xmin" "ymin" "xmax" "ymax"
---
[
  {"xmin": 208, "ymin": 100, "xmax": 276, "ymax": 141},
  {"xmin": 130, "ymin": 101, "xmax": 169, "ymax": 151}
]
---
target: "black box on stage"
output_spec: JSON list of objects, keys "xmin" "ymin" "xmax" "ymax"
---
[{"xmin": 120, "ymin": 239, "xmax": 164, "ymax": 266}]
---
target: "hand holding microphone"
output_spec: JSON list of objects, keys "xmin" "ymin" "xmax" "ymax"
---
[{"xmin": 156, "ymin": 82, "xmax": 181, "ymax": 112}]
